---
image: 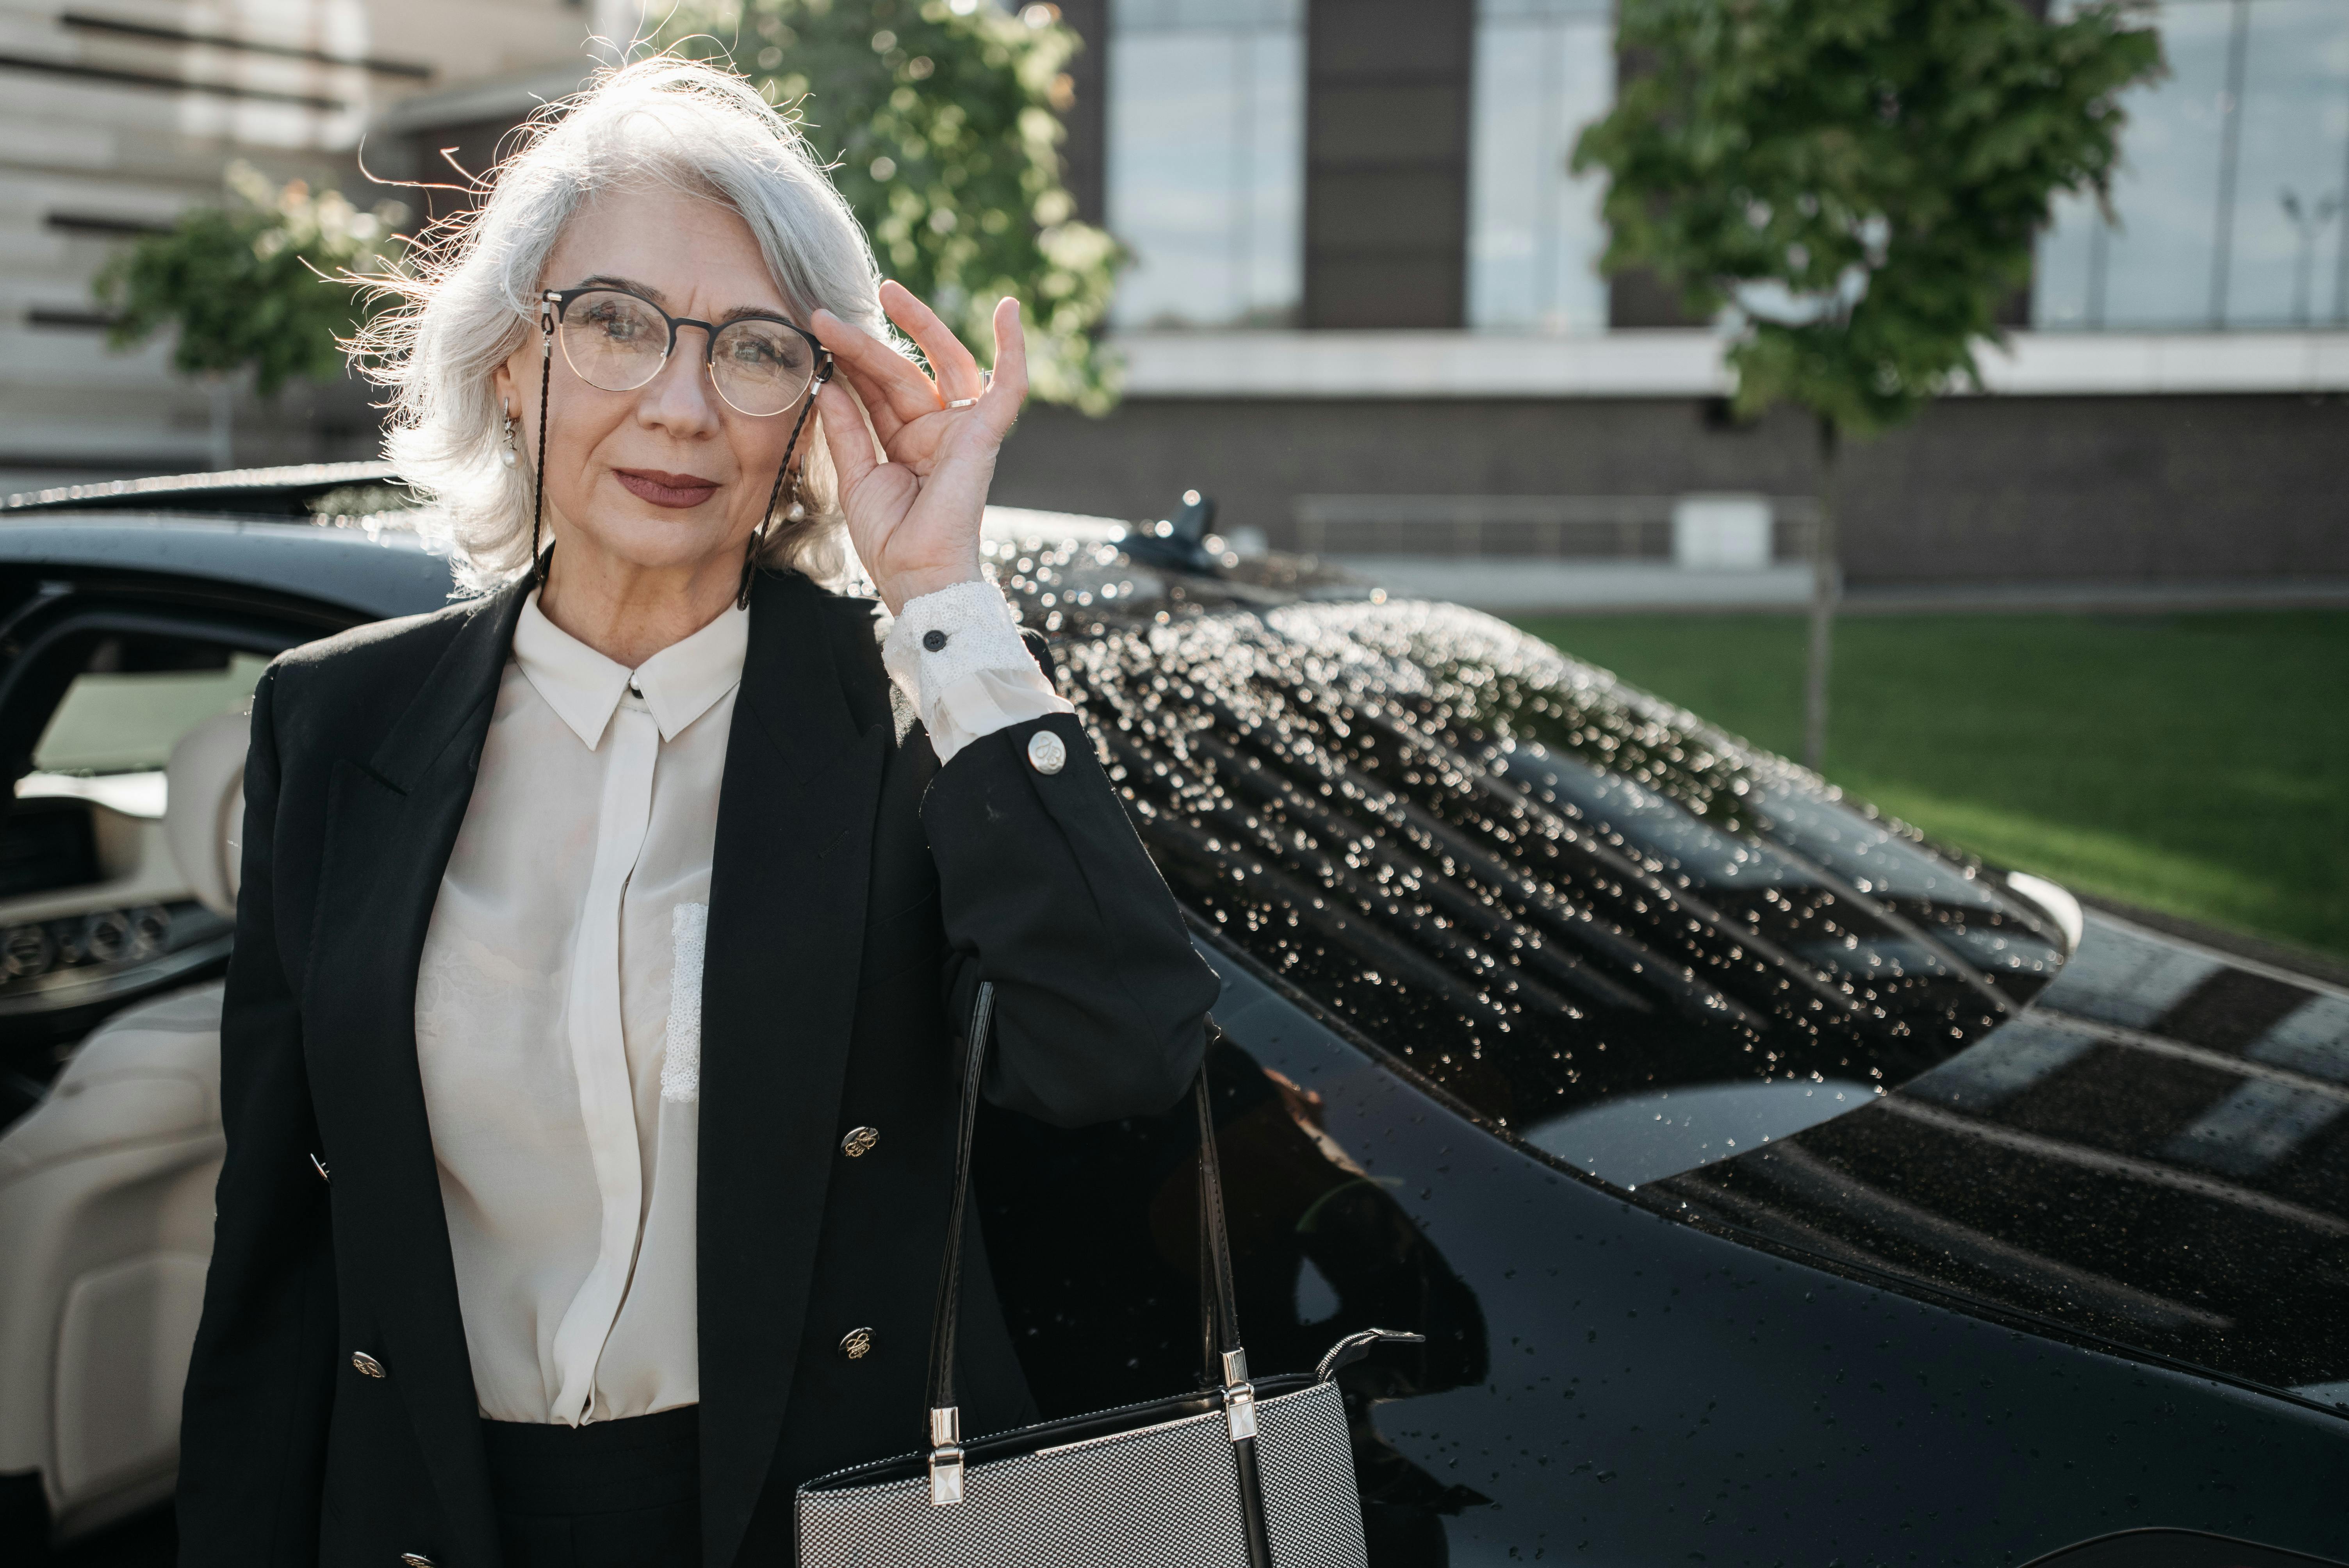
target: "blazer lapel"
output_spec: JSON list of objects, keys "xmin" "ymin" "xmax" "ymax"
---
[
  {"xmin": 698, "ymin": 571, "xmax": 887, "ymax": 1568},
  {"xmin": 305, "ymin": 580, "xmax": 528, "ymax": 1566}
]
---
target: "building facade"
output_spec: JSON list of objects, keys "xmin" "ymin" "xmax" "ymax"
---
[
  {"xmin": 6, "ymin": 0, "xmax": 2342, "ymax": 602},
  {"xmin": 996, "ymin": 0, "xmax": 2349, "ymax": 603},
  {"xmin": 0, "ymin": 0, "xmax": 627, "ymax": 493}
]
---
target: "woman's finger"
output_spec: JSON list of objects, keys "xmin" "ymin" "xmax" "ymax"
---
[
  {"xmin": 813, "ymin": 376, "xmax": 882, "ymax": 502},
  {"xmin": 810, "ymin": 307, "xmax": 941, "ymax": 425},
  {"xmin": 979, "ymin": 296, "xmax": 1028, "ymax": 435},
  {"xmin": 825, "ymin": 351, "xmax": 906, "ymax": 451},
  {"xmin": 879, "ymin": 280, "xmax": 983, "ymax": 404}
]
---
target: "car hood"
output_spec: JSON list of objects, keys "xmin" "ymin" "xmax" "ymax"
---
[{"xmin": 986, "ymin": 560, "xmax": 2345, "ymax": 1413}]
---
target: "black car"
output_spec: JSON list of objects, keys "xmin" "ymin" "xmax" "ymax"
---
[{"xmin": 1, "ymin": 467, "xmax": 2343, "ymax": 1568}]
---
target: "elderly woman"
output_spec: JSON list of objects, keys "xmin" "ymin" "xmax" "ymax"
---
[{"xmin": 176, "ymin": 57, "xmax": 1215, "ymax": 1568}]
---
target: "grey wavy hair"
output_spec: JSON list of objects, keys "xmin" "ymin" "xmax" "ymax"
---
[{"xmin": 359, "ymin": 55, "xmax": 886, "ymax": 593}]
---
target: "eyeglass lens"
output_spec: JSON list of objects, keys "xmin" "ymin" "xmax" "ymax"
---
[{"xmin": 556, "ymin": 290, "xmax": 817, "ymax": 417}]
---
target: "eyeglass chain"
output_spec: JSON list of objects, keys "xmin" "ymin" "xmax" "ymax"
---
[{"xmin": 737, "ymin": 362, "xmax": 831, "ymax": 610}]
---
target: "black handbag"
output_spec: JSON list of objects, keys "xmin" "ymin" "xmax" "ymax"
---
[{"xmin": 795, "ymin": 982, "xmax": 1421, "ymax": 1566}]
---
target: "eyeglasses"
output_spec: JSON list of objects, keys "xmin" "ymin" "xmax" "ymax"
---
[{"xmin": 539, "ymin": 286, "xmax": 830, "ymax": 417}]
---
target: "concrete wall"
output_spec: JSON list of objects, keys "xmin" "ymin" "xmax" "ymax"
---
[{"xmin": 988, "ymin": 391, "xmax": 2349, "ymax": 586}]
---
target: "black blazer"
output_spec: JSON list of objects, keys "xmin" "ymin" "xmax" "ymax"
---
[{"xmin": 177, "ymin": 568, "xmax": 1218, "ymax": 1568}]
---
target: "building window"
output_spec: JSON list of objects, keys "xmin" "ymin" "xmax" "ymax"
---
[
  {"xmin": 2035, "ymin": 0, "xmax": 2349, "ymax": 331},
  {"xmin": 1466, "ymin": 0, "xmax": 1615, "ymax": 333},
  {"xmin": 1106, "ymin": 0, "xmax": 1305, "ymax": 330}
]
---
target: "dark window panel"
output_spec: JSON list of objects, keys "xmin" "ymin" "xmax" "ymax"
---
[
  {"xmin": 1307, "ymin": 170, "xmax": 1466, "ymax": 252},
  {"xmin": 1302, "ymin": 256, "xmax": 1466, "ymax": 330},
  {"xmin": 1055, "ymin": 0, "xmax": 1108, "ymax": 227},
  {"xmin": 1310, "ymin": 83, "xmax": 1469, "ymax": 167},
  {"xmin": 1303, "ymin": 0, "xmax": 1474, "ymax": 330},
  {"xmin": 1307, "ymin": 0, "xmax": 1472, "ymax": 75}
]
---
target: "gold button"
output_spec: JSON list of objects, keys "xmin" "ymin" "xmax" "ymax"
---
[
  {"xmin": 841, "ymin": 1126, "xmax": 880, "ymax": 1158},
  {"xmin": 400, "ymin": 1556, "xmax": 435, "ymax": 1567},
  {"xmin": 351, "ymin": 1351, "xmax": 385, "ymax": 1379},
  {"xmin": 839, "ymin": 1327, "xmax": 875, "ymax": 1361}
]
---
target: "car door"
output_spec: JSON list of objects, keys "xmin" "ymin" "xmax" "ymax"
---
[{"xmin": 0, "ymin": 563, "xmax": 364, "ymax": 1546}]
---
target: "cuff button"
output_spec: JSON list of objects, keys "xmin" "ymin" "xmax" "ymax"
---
[
  {"xmin": 921, "ymin": 629, "xmax": 948, "ymax": 652},
  {"xmin": 352, "ymin": 1351, "xmax": 385, "ymax": 1379},
  {"xmin": 1026, "ymin": 731, "xmax": 1067, "ymax": 775}
]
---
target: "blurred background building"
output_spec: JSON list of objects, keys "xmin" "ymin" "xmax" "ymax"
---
[
  {"xmin": 1002, "ymin": 0, "xmax": 2349, "ymax": 606},
  {"xmin": 0, "ymin": 0, "xmax": 636, "ymax": 491},
  {"xmin": 5, "ymin": 0, "xmax": 2344, "ymax": 604}
]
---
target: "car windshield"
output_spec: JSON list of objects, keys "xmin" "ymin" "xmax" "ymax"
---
[{"xmin": 1053, "ymin": 598, "xmax": 2067, "ymax": 1184}]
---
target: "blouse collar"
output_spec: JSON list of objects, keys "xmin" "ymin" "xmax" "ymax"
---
[{"xmin": 512, "ymin": 592, "xmax": 749, "ymax": 749}]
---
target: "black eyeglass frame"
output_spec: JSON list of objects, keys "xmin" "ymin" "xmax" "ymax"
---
[
  {"xmin": 523, "ymin": 285, "xmax": 837, "ymax": 606},
  {"xmin": 537, "ymin": 285, "xmax": 832, "ymax": 417}
]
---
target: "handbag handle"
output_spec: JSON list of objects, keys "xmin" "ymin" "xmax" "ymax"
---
[{"xmin": 922, "ymin": 982, "xmax": 1251, "ymax": 1504}]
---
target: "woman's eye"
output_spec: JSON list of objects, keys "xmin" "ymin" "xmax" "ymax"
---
[
  {"xmin": 580, "ymin": 301, "xmax": 651, "ymax": 340},
  {"xmin": 729, "ymin": 335, "xmax": 786, "ymax": 369}
]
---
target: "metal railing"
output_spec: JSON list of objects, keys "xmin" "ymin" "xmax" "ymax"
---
[{"xmin": 1292, "ymin": 494, "xmax": 1820, "ymax": 562}]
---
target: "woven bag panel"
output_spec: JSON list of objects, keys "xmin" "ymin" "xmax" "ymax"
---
[
  {"xmin": 798, "ymin": 1407, "xmax": 1253, "ymax": 1568},
  {"xmin": 1255, "ymin": 1382, "xmax": 1369, "ymax": 1567}
]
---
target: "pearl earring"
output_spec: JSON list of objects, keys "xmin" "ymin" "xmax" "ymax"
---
[{"xmin": 499, "ymin": 406, "xmax": 517, "ymax": 469}]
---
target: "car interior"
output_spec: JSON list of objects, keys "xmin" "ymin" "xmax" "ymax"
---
[{"xmin": 0, "ymin": 621, "xmax": 271, "ymax": 1543}]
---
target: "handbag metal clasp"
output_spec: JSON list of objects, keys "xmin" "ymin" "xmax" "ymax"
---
[
  {"xmin": 1223, "ymin": 1380, "xmax": 1258, "ymax": 1441},
  {"xmin": 927, "ymin": 1445, "xmax": 965, "ymax": 1506},
  {"xmin": 927, "ymin": 1405, "xmax": 965, "ymax": 1506},
  {"xmin": 1218, "ymin": 1349, "xmax": 1258, "ymax": 1441}
]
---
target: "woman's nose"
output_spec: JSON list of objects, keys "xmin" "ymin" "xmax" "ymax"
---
[{"xmin": 637, "ymin": 329, "xmax": 723, "ymax": 430}]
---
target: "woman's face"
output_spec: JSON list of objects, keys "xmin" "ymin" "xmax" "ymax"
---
[{"xmin": 493, "ymin": 185, "xmax": 807, "ymax": 578}]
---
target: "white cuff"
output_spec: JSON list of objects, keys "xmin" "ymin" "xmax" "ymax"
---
[{"xmin": 882, "ymin": 579, "xmax": 1073, "ymax": 764}]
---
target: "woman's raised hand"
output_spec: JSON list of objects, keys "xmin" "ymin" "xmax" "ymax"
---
[{"xmin": 810, "ymin": 282, "xmax": 1027, "ymax": 615}]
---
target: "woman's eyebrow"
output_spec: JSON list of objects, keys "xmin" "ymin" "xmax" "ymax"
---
[
  {"xmin": 574, "ymin": 273, "xmax": 666, "ymax": 303},
  {"xmin": 569, "ymin": 276, "xmax": 790, "ymax": 324}
]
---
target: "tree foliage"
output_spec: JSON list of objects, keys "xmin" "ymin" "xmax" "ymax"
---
[
  {"xmin": 94, "ymin": 162, "xmax": 405, "ymax": 397},
  {"xmin": 664, "ymin": 0, "xmax": 1124, "ymax": 413},
  {"xmin": 1573, "ymin": 0, "xmax": 2164, "ymax": 437}
]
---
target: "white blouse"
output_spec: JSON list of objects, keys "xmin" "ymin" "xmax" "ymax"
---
[{"xmin": 412, "ymin": 580, "xmax": 1069, "ymax": 1425}]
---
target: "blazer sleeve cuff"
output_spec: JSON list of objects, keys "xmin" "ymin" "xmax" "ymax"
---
[{"xmin": 882, "ymin": 580, "xmax": 1073, "ymax": 764}]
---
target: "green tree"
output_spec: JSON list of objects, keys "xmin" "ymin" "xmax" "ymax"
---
[
  {"xmin": 95, "ymin": 162, "xmax": 405, "ymax": 468},
  {"xmin": 664, "ymin": 0, "xmax": 1124, "ymax": 413},
  {"xmin": 1572, "ymin": 0, "xmax": 2162, "ymax": 769}
]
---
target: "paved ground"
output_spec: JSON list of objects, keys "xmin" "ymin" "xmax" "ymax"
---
[{"xmin": 1338, "ymin": 556, "xmax": 2349, "ymax": 615}]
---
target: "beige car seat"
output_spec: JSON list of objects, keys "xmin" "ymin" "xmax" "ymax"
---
[
  {"xmin": 0, "ymin": 711, "xmax": 246, "ymax": 1541},
  {"xmin": 161, "ymin": 712, "xmax": 245, "ymax": 922}
]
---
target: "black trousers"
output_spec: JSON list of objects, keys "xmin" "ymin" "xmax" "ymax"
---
[{"xmin": 480, "ymin": 1406, "xmax": 700, "ymax": 1568}]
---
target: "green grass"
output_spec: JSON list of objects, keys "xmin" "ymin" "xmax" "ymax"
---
[{"xmin": 1512, "ymin": 611, "xmax": 2349, "ymax": 963}]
